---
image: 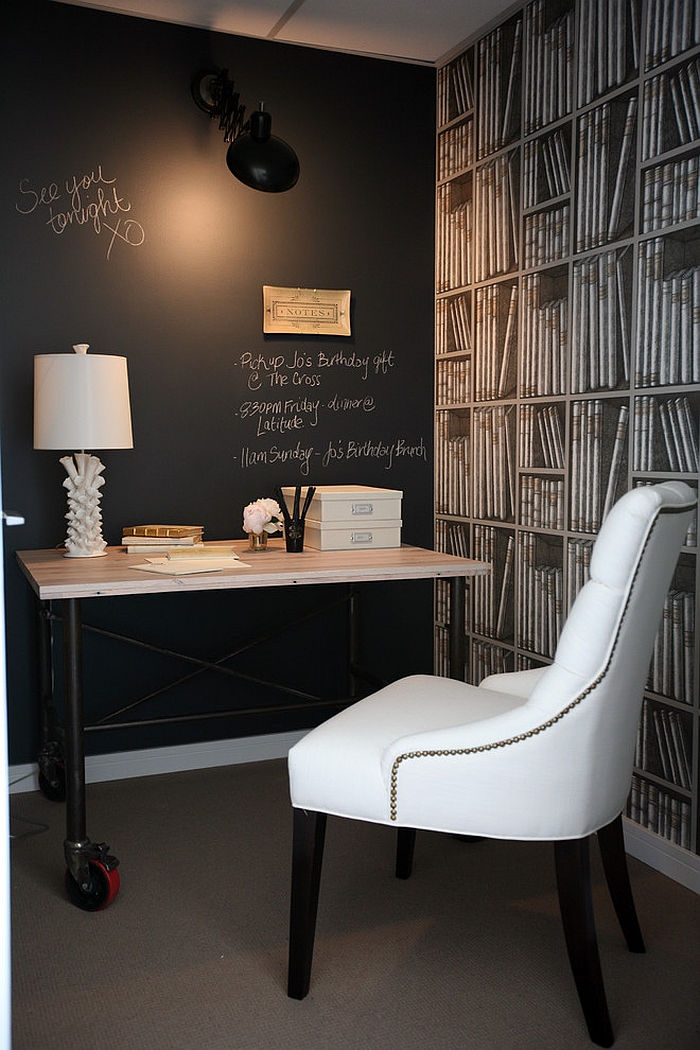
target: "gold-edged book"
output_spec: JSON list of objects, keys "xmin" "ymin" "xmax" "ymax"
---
[{"xmin": 122, "ymin": 525, "xmax": 204, "ymax": 539}]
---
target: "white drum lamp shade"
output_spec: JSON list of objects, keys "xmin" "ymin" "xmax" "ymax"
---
[
  {"xmin": 34, "ymin": 349, "xmax": 133, "ymax": 452},
  {"xmin": 33, "ymin": 345, "xmax": 133, "ymax": 557}
]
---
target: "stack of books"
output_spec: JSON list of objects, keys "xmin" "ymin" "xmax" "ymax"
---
[{"xmin": 121, "ymin": 524, "xmax": 204, "ymax": 554}]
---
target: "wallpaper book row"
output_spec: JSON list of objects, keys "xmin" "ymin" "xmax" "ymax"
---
[
  {"xmin": 435, "ymin": 416, "xmax": 470, "ymax": 518},
  {"xmin": 433, "ymin": 630, "xmax": 513, "ymax": 682},
  {"xmin": 438, "ymin": 119, "xmax": 473, "ymax": 182},
  {"xmin": 636, "ymin": 238, "xmax": 700, "ymax": 387},
  {"xmin": 472, "ymin": 525, "xmax": 514, "ymax": 640},
  {"xmin": 643, "ymin": 55, "xmax": 700, "ymax": 158},
  {"xmin": 476, "ymin": 18, "xmax": 522, "ymax": 158},
  {"xmin": 517, "ymin": 531, "xmax": 564, "ymax": 660},
  {"xmin": 522, "ymin": 127, "xmax": 570, "ymax": 209},
  {"xmin": 436, "ymin": 357, "xmax": 470, "ymax": 406},
  {"xmin": 644, "ymin": 0, "xmax": 700, "ymax": 71},
  {"xmin": 520, "ymin": 403, "xmax": 565, "ymax": 469},
  {"xmin": 649, "ymin": 590, "xmax": 696, "ymax": 704},
  {"xmin": 571, "ymin": 248, "xmax": 630, "ymax": 393},
  {"xmin": 435, "ymin": 293, "xmax": 471, "ymax": 355},
  {"xmin": 637, "ymin": 698, "xmax": 693, "ymax": 788},
  {"xmin": 437, "ymin": 52, "xmax": 472, "ymax": 128},
  {"xmin": 474, "ymin": 152, "xmax": 519, "ymax": 282},
  {"xmin": 473, "ymin": 404, "xmax": 515, "ymax": 522},
  {"xmin": 628, "ymin": 774, "xmax": 692, "ymax": 848},
  {"xmin": 643, "ymin": 154, "xmax": 700, "ymax": 230},
  {"xmin": 523, "ymin": 1, "xmax": 573, "ymax": 136},
  {"xmin": 575, "ymin": 96, "xmax": 637, "ymax": 252},
  {"xmin": 570, "ymin": 400, "xmax": 629, "ymax": 533},
  {"xmin": 524, "ymin": 204, "xmax": 571, "ymax": 267},
  {"xmin": 577, "ymin": 0, "xmax": 637, "ymax": 106},
  {"xmin": 633, "ymin": 394, "xmax": 699, "ymax": 471}
]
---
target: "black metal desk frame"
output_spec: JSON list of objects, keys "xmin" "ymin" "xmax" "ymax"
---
[{"xmin": 17, "ymin": 542, "xmax": 481, "ymax": 907}]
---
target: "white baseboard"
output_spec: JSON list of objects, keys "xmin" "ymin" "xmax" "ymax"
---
[
  {"xmin": 8, "ymin": 730, "xmax": 307, "ymax": 795},
  {"xmin": 623, "ymin": 817, "xmax": 700, "ymax": 894}
]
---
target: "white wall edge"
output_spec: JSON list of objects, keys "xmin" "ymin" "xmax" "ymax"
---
[
  {"xmin": 8, "ymin": 730, "xmax": 307, "ymax": 795},
  {"xmin": 623, "ymin": 817, "xmax": 700, "ymax": 894}
]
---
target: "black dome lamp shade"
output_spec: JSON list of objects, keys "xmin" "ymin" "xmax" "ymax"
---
[
  {"xmin": 227, "ymin": 104, "xmax": 299, "ymax": 193},
  {"xmin": 192, "ymin": 69, "xmax": 299, "ymax": 193}
]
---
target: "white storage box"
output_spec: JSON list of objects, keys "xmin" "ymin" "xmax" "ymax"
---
[
  {"xmin": 281, "ymin": 485, "xmax": 403, "ymax": 550},
  {"xmin": 282, "ymin": 484, "xmax": 402, "ymax": 523},
  {"xmin": 304, "ymin": 519, "xmax": 402, "ymax": 551}
]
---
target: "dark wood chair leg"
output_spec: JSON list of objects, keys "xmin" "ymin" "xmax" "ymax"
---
[
  {"xmin": 288, "ymin": 808, "xmax": 327, "ymax": 1000},
  {"xmin": 597, "ymin": 814, "xmax": 645, "ymax": 954},
  {"xmin": 554, "ymin": 837, "xmax": 614, "ymax": 1048},
  {"xmin": 395, "ymin": 827, "xmax": 416, "ymax": 879}
]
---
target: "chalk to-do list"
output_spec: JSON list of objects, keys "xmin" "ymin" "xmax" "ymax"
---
[{"xmin": 234, "ymin": 347, "xmax": 428, "ymax": 476}]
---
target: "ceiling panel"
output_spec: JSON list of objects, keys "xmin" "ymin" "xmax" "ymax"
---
[
  {"xmin": 52, "ymin": 0, "xmax": 517, "ymax": 64},
  {"xmin": 272, "ymin": 0, "xmax": 510, "ymax": 63}
]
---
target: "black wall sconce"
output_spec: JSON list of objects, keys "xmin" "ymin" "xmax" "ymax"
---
[{"xmin": 192, "ymin": 68, "xmax": 300, "ymax": 193}]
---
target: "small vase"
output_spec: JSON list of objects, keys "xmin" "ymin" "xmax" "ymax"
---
[{"xmin": 248, "ymin": 531, "xmax": 268, "ymax": 552}]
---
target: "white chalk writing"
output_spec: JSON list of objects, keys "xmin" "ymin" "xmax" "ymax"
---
[{"xmin": 15, "ymin": 164, "xmax": 145, "ymax": 260}]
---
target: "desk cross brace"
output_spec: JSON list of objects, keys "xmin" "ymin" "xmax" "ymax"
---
[{"xmin": 41, "ymin": 588, "xmax": 363, "ymax": 736}]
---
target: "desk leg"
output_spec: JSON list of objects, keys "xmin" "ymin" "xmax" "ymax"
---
[
  {"xmin": 449, "ymin": 576, "xmax": 466, "ymax": 682},
  {"xmin": 36, "ymin": 601, "xmax": 66, "ymax": 801},
  {"xmin": 61, "ymin": 597, "xmax": 120, "ymax": 910}
]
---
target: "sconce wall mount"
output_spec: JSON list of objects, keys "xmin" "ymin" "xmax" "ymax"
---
[{"xmin": 192, "ymin": 68, "xmax": 299, "ymax": 193}]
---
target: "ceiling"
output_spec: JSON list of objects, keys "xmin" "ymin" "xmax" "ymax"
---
[{"xmin": 53, "ymin": 0, "xmax": 517, "ymax": 65}]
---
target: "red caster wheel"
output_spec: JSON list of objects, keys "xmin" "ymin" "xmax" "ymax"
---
[{"xmin": 65, "ymin": 859, "xmax": 120, "ymax": 911}]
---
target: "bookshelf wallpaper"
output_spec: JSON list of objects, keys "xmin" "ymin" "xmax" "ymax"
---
[{"xmin": 435, "ymin": 0, "xmax": 700, "ymax": 862}]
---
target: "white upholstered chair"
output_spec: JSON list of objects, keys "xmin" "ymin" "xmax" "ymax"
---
[{"xmin": 287, "ymin": 481, "xmax": 697, "ymax": 1047}]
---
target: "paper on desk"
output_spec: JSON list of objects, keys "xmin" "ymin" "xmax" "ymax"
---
[
  {"xmin": 130, "ymin": 557, "xmax": 249, "ymax": 576},
  {"xmin": 166, "ymin": 545, "xmax": 238, "ymax": 559}
]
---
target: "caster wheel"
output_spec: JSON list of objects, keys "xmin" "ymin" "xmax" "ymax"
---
[
  {"xmin": 65, "ymin": 860, "xmax": 120, "ymax": 911},
  {"xmin": 39, "ymin": 764, "xmax": 66, "ymax": 802}
]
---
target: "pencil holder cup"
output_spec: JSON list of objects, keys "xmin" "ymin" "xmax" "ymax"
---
[{"xmin": 285, "ymin": 520, "xmax": 305, "ymax": 552}]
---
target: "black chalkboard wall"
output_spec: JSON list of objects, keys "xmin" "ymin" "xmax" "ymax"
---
[{"xmin": 0, "ymin": 1, "xmax": 436, "ymax": 764}]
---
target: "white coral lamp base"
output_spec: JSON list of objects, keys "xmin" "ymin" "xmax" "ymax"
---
[{"xmin": 60, "ymin": 452, "xmax": 108, "ymax": 558}]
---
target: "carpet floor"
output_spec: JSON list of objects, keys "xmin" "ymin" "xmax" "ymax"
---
[{"xmin": 9, "ymin": 759, "xmax": 700, "ymax": 1049}]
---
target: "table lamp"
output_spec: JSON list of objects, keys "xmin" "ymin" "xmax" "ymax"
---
[{"xmin": 33, "ymin": 344, "xmax": 133, "ymax": 557}]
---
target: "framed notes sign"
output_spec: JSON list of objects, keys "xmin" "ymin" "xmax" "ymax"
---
[{"xmin": 263, "ymin": 286, "xmax": 351, "ymax": 336}]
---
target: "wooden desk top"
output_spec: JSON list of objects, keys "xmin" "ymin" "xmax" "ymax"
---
[{"xmin": 16, "ymin": 541, "xmax": 489, "ymax": 601}]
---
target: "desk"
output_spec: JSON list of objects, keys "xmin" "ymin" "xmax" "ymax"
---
[{"xmin": 17, "ymin": 540, "xmax": 488, "ymax": 909}]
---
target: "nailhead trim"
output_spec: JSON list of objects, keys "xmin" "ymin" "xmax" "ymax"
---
[{"xmin": 389, "ymin": 514, "xmax": 662, "ymax": 822}]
